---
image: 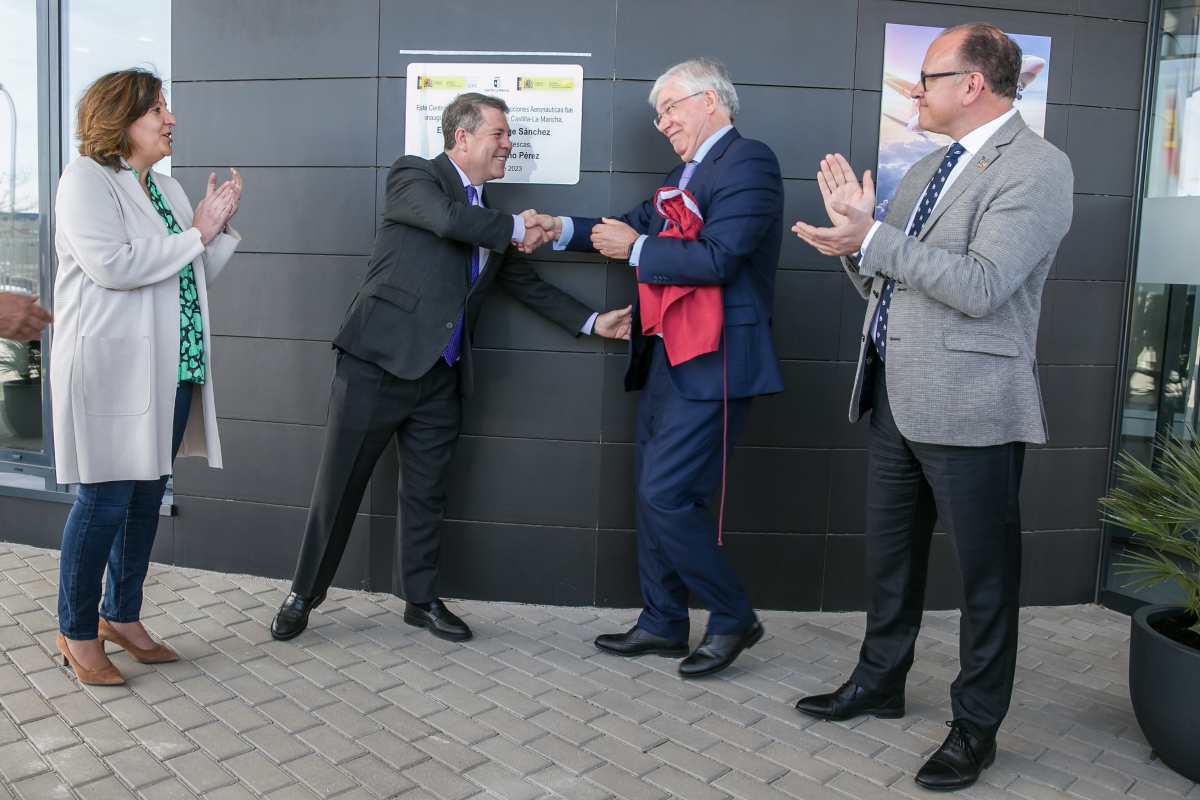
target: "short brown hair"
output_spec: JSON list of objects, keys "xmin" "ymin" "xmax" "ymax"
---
[
  {"xmin": 441, "ymin": 93, "xmax": 508, "ymax": 151},
  {"xmin": 946, "ymin": 23, "xmax": 1023, "ymax": 100},
  {"xmin": 76, "ymin": 69, "xmax": 163, "ymax": 170}
]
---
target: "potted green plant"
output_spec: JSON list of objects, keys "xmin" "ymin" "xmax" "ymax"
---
[
  {"xmin": 1099, "ymin": 433, "xmax": 1200, "ymax": 782},
  {"xmin": 0, "ymin": 339, "xmax": 42, "ymax": 439}
]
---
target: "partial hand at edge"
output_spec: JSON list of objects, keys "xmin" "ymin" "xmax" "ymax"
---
[{"xmin": 594, "ymin": 304, "xmax": 633, "ymax": 340}]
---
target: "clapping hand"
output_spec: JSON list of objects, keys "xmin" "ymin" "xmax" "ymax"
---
[
  {"xmin": 192, "ymin": 169, "xmax": 243, "ymax": 245},
  {"xmin": 0, "ymin": 293, "xmax": 52, "ymax": 341},
  {"xmin": 591, "ymin": 218, "xmax": 639, "ymax": 260},
  {"xmin": 517, "ymin": 210, "xmax": 561, "ymax": 253},
  {"xmin": 792, "ymin": 153, "xmax": 876, "ymax": 257},
  {"xmin": 594, "ymin": 304, "xmax": 633, "ymax": 340}
]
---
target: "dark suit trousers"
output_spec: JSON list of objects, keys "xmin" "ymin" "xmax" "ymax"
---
[
  {"xmin": 634, "ymin": 340, "xmax": 756, "ymax": 641},
  {"xmin": 290, "ymin": 351, "xmax": 460, "ymax": 604},
  {"xmin": 851, "ymin": 360, "xmax": 1025, "ymax": 738}
]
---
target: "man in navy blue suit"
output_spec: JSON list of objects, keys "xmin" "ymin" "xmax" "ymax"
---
[{"xmin": 532, "ymin": 58, "xmax": 784, "ymax": 678}]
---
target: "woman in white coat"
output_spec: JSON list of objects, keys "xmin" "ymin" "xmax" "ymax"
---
[{"xmin": 52, "ymin": 69, "xmax": 242, "ymax": 685}]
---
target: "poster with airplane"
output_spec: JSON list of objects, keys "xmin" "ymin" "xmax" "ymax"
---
[{"xmin": 875, "ymin": 24, "xmax": 1052, "ymax": 220}]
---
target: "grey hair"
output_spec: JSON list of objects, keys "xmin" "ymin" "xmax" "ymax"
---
[{"xmin": 648, "ymin": 58, "xmax": 739, "ymax": 119}]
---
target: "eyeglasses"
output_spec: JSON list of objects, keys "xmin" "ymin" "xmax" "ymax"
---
[
  {"xmin": 919, "ymin": 70, "xmax": 976, "ymax": 91},
  {"xmin": 653, "ymin": 91, "xmax": 706, "ymax": 128}
]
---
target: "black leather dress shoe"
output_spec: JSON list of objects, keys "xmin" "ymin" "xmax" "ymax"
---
[
  {"xmin": 915, "ymin": 720, "xmax": 996, "ymax": 791},
  {"xmin": 594, "ymin": 626, "xmax": 689, "ymax": 657},
  {"xmin": 678, "ymin": 621, "xmax": 764, "ymax": 678},
  {"xmin": 403, "ymin": 599, "xmax": 472, "ymax": 642},
  {"xmin": 794, "ymin": 680, "xmax": 905, "ymax": 721},
  {"xmin": 270, "ymin": 591, "xmax": 326, "ymax": 641}
]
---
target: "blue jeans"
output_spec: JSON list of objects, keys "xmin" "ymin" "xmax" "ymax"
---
[{"xmin": 58, "ymin": 382, "xmax": 193, "ymax": 639}]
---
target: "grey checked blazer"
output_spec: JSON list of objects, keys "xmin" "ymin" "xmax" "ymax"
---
[{"xmin": 843, "ymin": 112, "xmax": 1074, "ymax": 446}]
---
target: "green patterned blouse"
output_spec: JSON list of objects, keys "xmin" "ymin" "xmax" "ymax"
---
[{"xmin": 133, "ymin": 169, "xmax": 206, "ymax": 384}]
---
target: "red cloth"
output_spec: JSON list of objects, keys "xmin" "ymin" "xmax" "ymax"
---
[{"xmin": 637, "ymin": 187, "xmax": 723, "ymax": 366}]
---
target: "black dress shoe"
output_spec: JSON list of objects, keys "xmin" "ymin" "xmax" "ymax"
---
[
  {"xmin": 594, "ymin": 626, "xmax": 689, "ymax": 658},
  {"xmin": 403, "ymin": 599, "xmax": 472, "ymax": 642},
  {"xmin": 915, "ymin": 720, "xmax": 997, "ymax": 791},
  {"xmin": 270, "ymin": 591, "xmax": 326, "ymax": 641},
  {"xmin": 794, "ymin": 680, "xmax": 905, "ymax": 721},
  {"xmin": 678, "ymin": 621, "xmax": 763, "ymax": 678}
]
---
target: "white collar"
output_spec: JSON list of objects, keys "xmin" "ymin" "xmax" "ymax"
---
[
  {"xmin": 955, "ymin": 108, "xmax": 1018, "ymax": 156},
  {"xmin": 447, "ymin": 155, "xmax": 484, "ymax": 199}
]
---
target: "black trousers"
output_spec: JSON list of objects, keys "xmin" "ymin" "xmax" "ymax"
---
[
  {"xmin": 290, "ymin": 351, "xmax": 460, "ymax": 604},
  {"xmin": 851, "ymin": 360, "xmax": 1025, "ymax": 738}
]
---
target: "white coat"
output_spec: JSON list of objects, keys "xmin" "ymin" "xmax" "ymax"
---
[{"xmin": 50, "ymin": 156, "xmax": 240, "ymax": 484}]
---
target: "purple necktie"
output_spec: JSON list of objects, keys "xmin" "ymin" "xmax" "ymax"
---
[
  {"xmin": 442, "ymin": 184, "xmax": 482, "ymax": 366},
  {"xmin": 871, "ymin": 143, "xmax": 966, "ymax": 361},
  {"xmin": 679, "ymin": 160, "xmax": 698, "ymax": 190}
]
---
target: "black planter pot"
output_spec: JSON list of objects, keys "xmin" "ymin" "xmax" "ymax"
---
[
  {"xmin": 0, "ymin": 379, "xmax": 42, "ymax": 439},
  {"xmin": 1129, "ymin": 604, "xmax": 1200, "ymax": 782}
]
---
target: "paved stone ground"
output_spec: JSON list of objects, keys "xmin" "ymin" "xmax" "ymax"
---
[{"xmin": 0, "ymin": 542, "xmax": 1193, "ymax": 800}]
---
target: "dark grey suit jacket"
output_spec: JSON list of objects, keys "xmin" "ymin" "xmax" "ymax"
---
[{"xmin": 333, "ymin": 153, "xmax": 593, "ymax": 396}]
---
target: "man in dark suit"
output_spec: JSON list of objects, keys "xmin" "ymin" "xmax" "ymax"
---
[
  {"xmin": 270, "ymin": 93, "xmax": 631, "ymax": 643},
  {"xmin": 792, "ymin": 25, "xmax": 1073, "ymax": 790},
  {"xmin": 533, "ymin": 58, "xmax": 784, "ymax": 678}
]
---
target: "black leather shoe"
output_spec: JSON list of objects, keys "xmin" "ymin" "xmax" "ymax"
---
[
  {"xmin": 915, "ymin": 720, "xmax": 996, "ymax": 791},
  {"xmin": 794, "ymin": 680, "xmax": 905, "ymax": 721},
  {"xmin": 594, "ymin": 626, "xmax": 689, "ymax": 658},
  {"xmin": 678, "ymin": 621, "xmax": 763, "ymax": 678},
  {"xmin": 403, "ymin": 599, "xmax": 472, "ymax": 642},
  {"xmin": 270, "ymin": 591, "xmax": 326, "ymax": 641}
]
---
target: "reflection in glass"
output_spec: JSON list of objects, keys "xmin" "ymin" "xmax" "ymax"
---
[
  {"xmin": 1106, "ymin": 2, "xmax": 1200, "ymax": 607},
  {"xmin": 0, "ymin": 3, "xmax": 45, "ymax": 454}
]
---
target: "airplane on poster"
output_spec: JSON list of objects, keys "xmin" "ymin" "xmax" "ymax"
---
[{"xmin": 882, "ymin": 55, "xmax": 1046, "ymax": 140}]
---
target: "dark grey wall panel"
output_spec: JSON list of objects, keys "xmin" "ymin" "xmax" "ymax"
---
[
  {"xmin": 377, "ymin": 78, "xmax": 614, "ymax": 172},
  {"xmin": 1020, "ymin": 448, "xmax": 1108, "ymax": 530},
  {"xmin": 461, "ymin": 351, "xmax": 603, "ymax": 441},
  {"xmin": 472, "ymin": 260, "xmax": 607, "ymax": 353},
  {"xmin": 772, "ymin": 272, "xmax": 844, "ymax": 361},
  {"xmin": 1076, "ymin": 0, "xmax": 1149, "ymax": 22},
  {"xmin": 0, "ymin": 497, "xmax": 69, "ymax": 550},
  {"xmin": 205, "ymin": 254, "xmax": 366, "ymax": 341},
  {"xmin": 828, "ymin": 450, "xmax": 868, "ymax": 533},
  {"xmin": 782, "ymin": 179, "xmax": 841, "ymax": 271},
  {"xmin": 854, "ymin": 2, "xmax": 1078, "ymax": 105},
  {"xmin": 1037, "ymin": 280, "xmax": 1125, "ymax": 365},
  {"xmin": 595, "ymin": 529, "xmax": 640, "ymax": 607},
  {"xmin": 174, "ymin": 168, "xmax": 378, "ymax": 255},
  {"xmin": 615, "ymin": 0, "xmax": 858, "ymax": 88},
  {"xmin": 173, "ymin": 420, "xmax": 326, "ymax": 509},
  {"xmin": 439, "ymin": 522, "xmax": 595, "ymax": 605},
  {"xmin": 210, "ymin": 337, "xmax": 335, "ymax": 425},
  {"xmin": 1053, "ymin": 195, "xmax": 1133, "ymax": 281},
  {"xmin": 1070, "ymin": 18, "xmax": 1146, "ymax": 110},
  {"xmin": 173, "ymin": 497, "xmax": 370, "ymax": 590},
  {"xmin": 598, "ymin": 444, "xmax": 634, "ymax": 530},
  {"xmin": 724, "ymin": 449, "xmax": 831, "ymax": 533},
  {"xmin": 173, "ymin": 0, "xmax": 381, "ymax": 81},
  {"xmin": 172, "ymin": 79, "xmax": 378, "ymax": 167},
  {"xmin": 445, "ymin": 437, "xmax": 599, "ymax": 528},
  {"xmin": 1020, "ymin": 530, "xmax": 1102, "ymax": 605},
  {"xmin": 600, "ymin": 356, "xmax": 638, "ymax": 445},
  {"xmin": 1066, "ymin": 107, "xmax": 1140, "ymax": 196},
  {"xmin": 1040, "ymin": 366, "xmax": 1117, "ymax": 448},
  {"xmin": 487, "ymin": 172, "xmax": 614, "ymax": 219},
  {"xmin": 378, "ymin": 0, "xmax": 617, "ymax": 78},
  {"xmin": 724, "ymin": 533, "xmax": 826, "ymax": 610},
  {"xmin": 741, "ymin": 363, "xmax": 866, "ymax": 449}
]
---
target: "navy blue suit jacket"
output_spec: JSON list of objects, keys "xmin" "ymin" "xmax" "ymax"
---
[{"xmin": 567, "ymin": 128, "xmax": 784, "ymax": 401}]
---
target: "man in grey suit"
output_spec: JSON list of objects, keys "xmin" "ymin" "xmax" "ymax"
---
[
  {"xmin": 270, "ymin": 93, "xmax": 630, "ymax": 643},
  {"xmin": 792, "ymin": 24, "xmax": 1073, "ymax": 790}
]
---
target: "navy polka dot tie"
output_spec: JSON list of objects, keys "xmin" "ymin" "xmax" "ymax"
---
[{"xmin": 871, "ymin": 142, "xmax": 967, "ymax": 361}]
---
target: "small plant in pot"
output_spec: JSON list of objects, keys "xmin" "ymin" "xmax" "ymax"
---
[
  {"xmin": 1099, "ymin": 432, "xmax": 1200, "ymax": 782},
  {"xmin": 0, "ymin": 339, "xmax": 42, "ymax": 440}
]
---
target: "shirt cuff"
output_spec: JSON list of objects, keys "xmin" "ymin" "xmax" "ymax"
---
[
  {"xmin": 629, "ymin": 235, "xmax": 649, "ymax": 267},
  {"xmin": 552, "ymin": 216, "xmax": 573, "ymax": 251},
  {"xmin": 511, "ymin": 214, "xmax": 526, "ymax": 244},
  {"xmin": 581, "ymin": 311, "xmax": 599, "ymax": 336},
  {"xmin": 857, "ymin": 220, "xmax": 883, "ymax": 259}
]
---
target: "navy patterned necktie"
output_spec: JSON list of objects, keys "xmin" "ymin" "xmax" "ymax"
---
[
  {"xmin": 442, "ymin": 184, "xmax": 482, "ymax": 366},
  {"xmin": 871, "ymin": 142, "xmax": 967, "ymax": 361}
]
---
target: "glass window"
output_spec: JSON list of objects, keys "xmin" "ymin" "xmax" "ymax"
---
[
  {"xmin": 0, "ymin": 3, "xmax": 47, "ymax": 460},
  {"xmin": 1103, "ymin": 1, "xmax": 1200, "ymax": 608},
  {"xmin": 63, "ymin": 0, "xmax": 172, "ymax": 170}
]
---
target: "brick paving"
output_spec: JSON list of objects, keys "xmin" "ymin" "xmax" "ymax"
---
[{"xmin": 0, "ymin": 541, "xmax": 1193, "ymax": 800}]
